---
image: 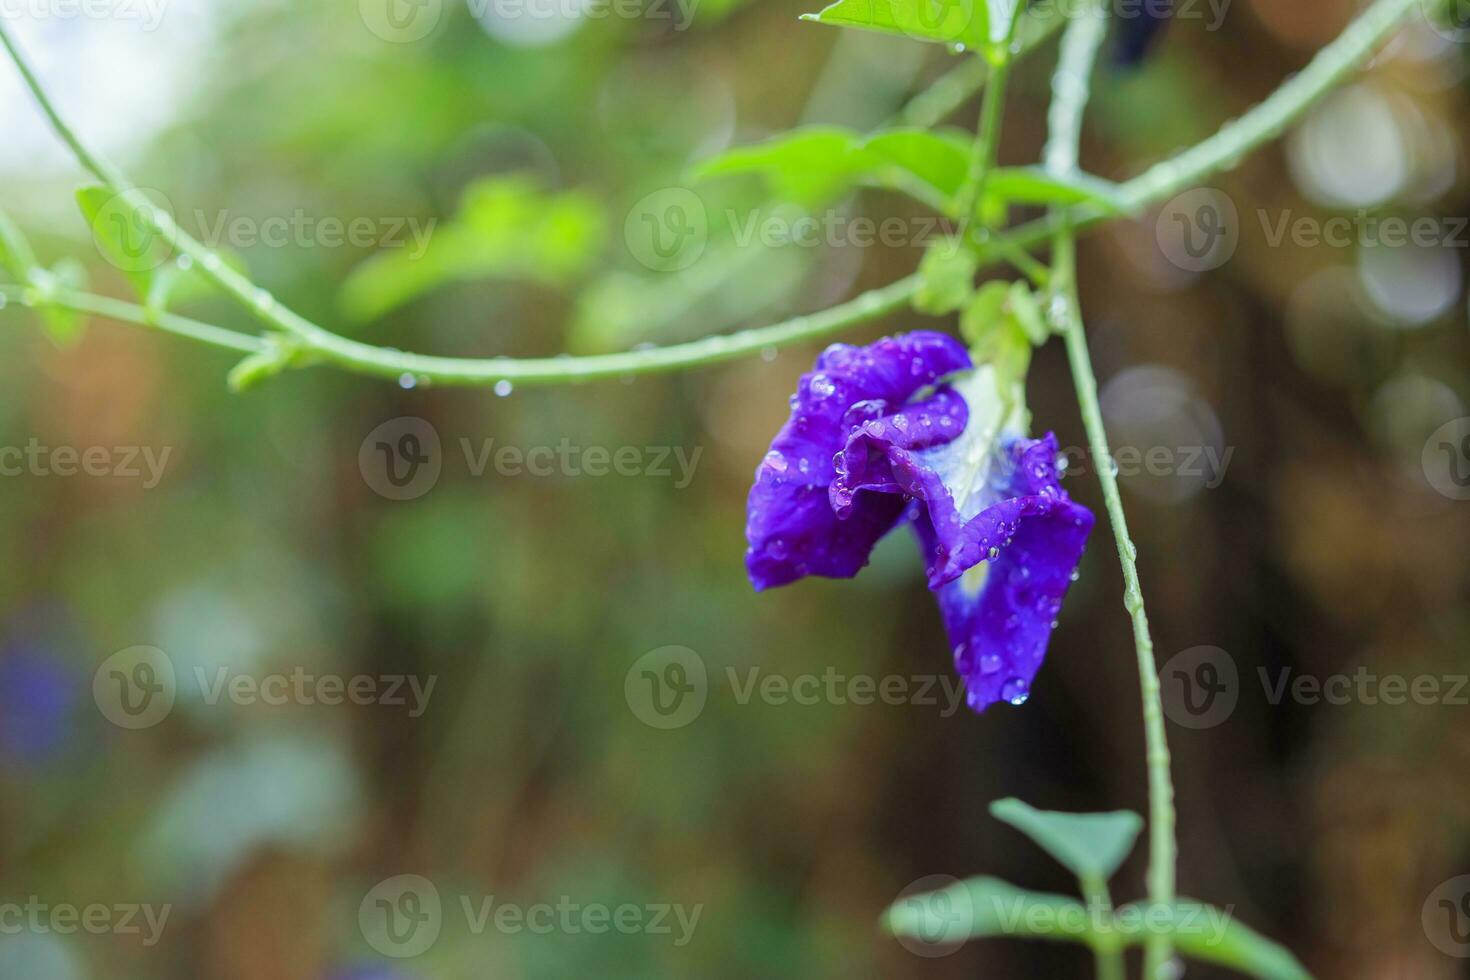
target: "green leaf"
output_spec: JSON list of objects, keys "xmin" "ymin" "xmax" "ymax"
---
[
  {"xmin": 1007, "ymin": 282, "xmax": 1049, "ymax": 345},
  {"xmin": 30, "ymin": 258, "xmax": 89, "ymax": 345},
  {"xmin": 985, "ymin": 167, "xmax": 1126, "ymax": 212},
  {"xmin": 694, "ymin": 127, "xmax": 971, "ymax": 213},
  {"xmin": 75, "ymin": 185, "xmax": 175, "ymax": 298},
  {"xmin": 692, "ymin": 129, "xmax": 864, "ymax": 209},
  {"xmin": 0, "ymin": 208, "xmax": 38, "ymax": 281},
  {"xmin": 801, "ymin": 0, "xmax": 988, "ymax": 47},
  {"xmin": 227, "ymin": 336, "xmax": 304, "ymax": 393},
  {"xmin": 990, "ymin": 798, "xmax": 1144, "ymax": 883},
  {"xmin": 886, "ymin": 876, "xmax": 1097, "ymax": 947},
  {"xmin": 339, "ymin": 175, "xmax": 605, "ymax": 322},
  {"xmin": 1115, "ymin": 902, "xmax": 1312, "ymax": 980},
  {"xmin": 914, "ymin": 243, "xmax": 977, "ymax": 314},
  {"xmin": 860, "ymin": 128, "xmax": 971, "ymax": 212}
]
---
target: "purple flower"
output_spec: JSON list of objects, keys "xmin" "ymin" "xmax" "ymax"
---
[{"xmin": 745, "ymin": 332, "xmax": 1093, "ymax": 712}]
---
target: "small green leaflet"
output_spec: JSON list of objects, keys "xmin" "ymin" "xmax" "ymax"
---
[
  {"xmin": 1147, "ymin": 901, "xmax": 1312, "ymax": 980},
  {"xmin": 990, "ymin": 798, "xmax": 1144, "ymax": 882},
  {"xmin": 76, "ymin": 185, "xmax": 177, "ymax": 299},
  {"xmin": 913, "ymin": 242, "xmax": 977, "ymax": 314},
  {"xmin": 800, "ymin": 0, "xmax": 990, "ymax": 49},
  {"xmin": 888, "ymin": 880, "xmax": 1313, "ymax": 978},
  {"xmin": 694, "ymin": 129, "xmax": 1123, "ymax": 216},
  {"xmin": 985, "ymin": 167, "xmax": 1127, "ymax": 212},
  {"xmin": 694, "ymin": 127, "xmax": 968, "ymax": 214},
  {"xmin": 886, "ymin": 876, "xmax": 1095, "ymax": 946},
  {"xmin": 29, "ymin": 259, "xmax": 89, "ymax": 345},
  {"xmin": 0, "ymin": 206, "xmax": 38, "ymax": 281}
]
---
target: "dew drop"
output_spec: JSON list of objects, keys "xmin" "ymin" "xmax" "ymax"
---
[
  {"xmin": 200, "ymin": 253, "xmax": 222, "ymax": 273},
  {"xmin": 398, "ymin": 372, "xmax": 417, "ymax": 389},
  {"xmin": 760, "ymin": 346, "xmax": 778, "ymax": 362},
  {"xmin": 1000, "ymin": 677, "xmax": 1030, "ymax": 705},
  {"xmin": 176, "ymin": 254, "xmax": 194, "ymax": 271},
  {"xmin": 764, "ymin": 450, "xmax": 789, "ymax": 474},
  {"xmin": 979, "ymin": 653, "xmax": 1002, "ymax": 675},
  {"xmin": 809, "ymin": 374, "xmax": 836, "ymax": 399},
  {"xmin": 987, "ymin": 546, "xmax": 1000, "ymax": 561},
  {"xmin": 494, "ymin": 380, "xmax": 514, "ymax": 397}
]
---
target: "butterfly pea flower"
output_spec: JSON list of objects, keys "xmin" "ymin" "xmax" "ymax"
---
[{"xmin": 745, "ymin": 332, "xmax": 1093, "ymax": 712}]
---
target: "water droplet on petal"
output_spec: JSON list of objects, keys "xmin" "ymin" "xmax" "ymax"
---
[
  {"xmin": 809, "ymin": 374, "xmax": 836, "ymax": 399},
  {"xmin": 764, "ymin": 450, "xmax": 789, "ymax": 474},
  {"xmin": 987, "ymin": 546, "xmax": 1000, "ymax": 561},
  {"xmin": 980, "ymin": 653, "xmax": 1002, "ymax": 675},
  {"xmin": 1000, "ymin": 677, "xmax": 1030, "ymax": 705}
]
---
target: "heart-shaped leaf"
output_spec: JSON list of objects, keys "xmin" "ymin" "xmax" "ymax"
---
[{"xmin": 990, "ymin": 798, "xmax": 1143, "ymax": 882}]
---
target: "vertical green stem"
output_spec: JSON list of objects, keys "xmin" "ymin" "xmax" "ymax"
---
[
  {"xmin": 1081, "ymin": 872, "xmax": 1125, "ymax": 980},
  {"xmin": 1043, "ymin": 7, "xmax": 1176, "ymax": 978},
  {"xmin": 1055, "ymin": 236, "xmax": 1175, "ymax": 978}
]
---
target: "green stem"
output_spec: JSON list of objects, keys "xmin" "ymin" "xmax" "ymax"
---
[
  {"xmin": 0, "ymin": 0, "xmax": 1422, "ymax": 389},
  {"xmin": 1043, "ymin": 7, "xmax": 1177, "ymax": 978},
  {"xmin": 0, "ymin": 283, "xmax": 266, "ymax": 354},
  {"xmin": 1081, "ymin": 873, "xmax": 1124, "ymax": 980}
]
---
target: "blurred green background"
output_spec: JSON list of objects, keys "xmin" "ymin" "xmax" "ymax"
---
[{"xmin": 1, "ymin": 0, "xmax": 1469, "ymax": 977}]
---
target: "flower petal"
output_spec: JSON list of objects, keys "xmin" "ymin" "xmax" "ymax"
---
[
  {"xmin": 745, "ymin": 332, "xmax": 970, "ymax": 590},
  {"xmin": 834, "ymin": 407, "xmax": 1093, "ymax": 711}
]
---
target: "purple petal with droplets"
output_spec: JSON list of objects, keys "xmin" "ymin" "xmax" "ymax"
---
[
  {"xmin": 835, "ymin": 424, "xmax": 1093, "ymax": 712},
  {"xmin": 745, "ymin": 332, "xmax": 970, "ymax": 590}
]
